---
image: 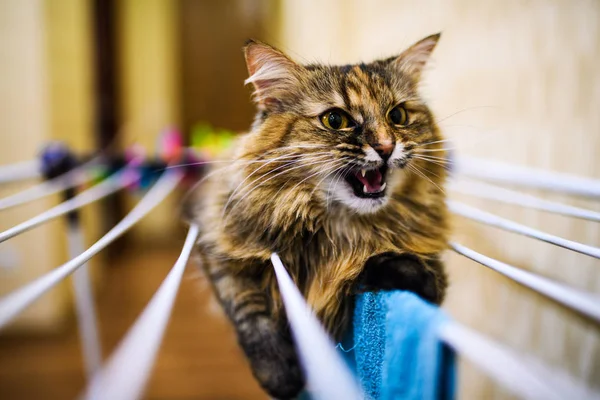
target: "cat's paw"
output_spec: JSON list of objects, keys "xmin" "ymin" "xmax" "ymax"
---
[
  {"xmin": 241, "ymin": 318, "xmax": 305, "ymax": 399},
  {"xmin": 253, "ymin": 351, "xmax": 304, "ymax": 399},
  {"xmin": 357, "ymin": 252, "xmax": 445, "ymax": 304}
]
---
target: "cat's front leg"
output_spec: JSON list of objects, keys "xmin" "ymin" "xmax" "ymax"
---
[
  {"xmin": 204, "ymin": 258, "xmax": 304, "ymax": 399},
  {"xmin": 357, "ymin": 252, "xmax": 447, "ymax": 304},
  {"xmin": 240, "ymin": 314, "xmax": 304, "ymax": 400}
]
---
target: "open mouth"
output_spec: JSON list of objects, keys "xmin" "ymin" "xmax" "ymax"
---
[{"xmin": 344, "ymin": 165, "xmax": 388, "ymax": 198}]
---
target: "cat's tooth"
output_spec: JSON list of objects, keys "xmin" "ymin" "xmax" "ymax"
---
[
  {"xmin": 380, "ymin": 182, "xmax": 387, "ymax": 191},
  {"xmin": 363, "ymin": 185, "xmax": 368, "ymax": 193},
  {"xmin": 361, "ymin": 169, "xmax": 366, "ymax": 177}
]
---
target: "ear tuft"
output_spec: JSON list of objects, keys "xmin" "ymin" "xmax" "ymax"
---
[
  {"xmin": 243, "ymin": 40, "xmax": 301, "ymax": 109},
  {"xmin": 390, "ymin": 33, "xmax": 441, "ymax": 80}
]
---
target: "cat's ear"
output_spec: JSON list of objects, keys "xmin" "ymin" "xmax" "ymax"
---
[
  {"xmin": 388, "ymin": 33, "xmax": 440, "ymax": 80},
  {"xmin": 244, "ymin": 39, "xmax": 302, "ymax": 109}
]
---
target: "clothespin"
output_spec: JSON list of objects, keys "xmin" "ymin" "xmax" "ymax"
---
[
  {"xmin": 158, "ymin": 128, "xmax": 184, "ymax": 165},
  {"xmin": 40, "ymin": 142, "xmax": 80, "ymax": 224},
  {"xmin": 122, "ymin": 144, "xmax": 146, "ymax": 191}
]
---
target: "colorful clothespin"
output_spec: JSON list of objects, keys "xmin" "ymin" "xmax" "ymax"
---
[
  {"xmin": 40, "ymin": 142, "xmax": 77, "ymax": 180},
  {"xmin": 190, "ymin": 122, "xmax": 235, "ymax": 160},
  {"xmin": 122, "ymin": 144, "xmax": 147, "ymax": 191},
  {"xmin": 158, "ymin": 128, "xmax": 184, "ymax": 164},
  {"xmin": 89, "ymin": 165, "xmax": 110, "ymax": 186},
  {"xmin": 39, "ymin": 141, "xmax": 79, "ymax": 223}
]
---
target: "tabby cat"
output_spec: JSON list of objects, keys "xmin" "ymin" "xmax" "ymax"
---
[{"xmin": 185, "ymin": 33, "xmax": 450, "ymax": 399}]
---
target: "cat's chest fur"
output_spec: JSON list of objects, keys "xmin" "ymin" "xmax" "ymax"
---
[{"xmin": 247, "ymin": 201, "xmax": 409, "ymax": 269}]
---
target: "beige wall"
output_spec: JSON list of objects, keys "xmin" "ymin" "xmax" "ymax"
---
[
  {"xmin": 280, "ymin": 1, "xmax": 600, "ymax": 397},
  {"xmin": 0, "ymin": 0, "xmax": 63, "ymax": 331},
  {"xmin": 117, "ymin": 0, "xmax": 181, "ymax": 239},
  {"xmin": 118, "ymin": 0, "xmax": 180, "ymax": 148},
  {"xmin": 0, "ymin": 0, "xmax": 184, "ymax": 333},
  {"xmin": 0, "ymin": 0, "xmax": 96, "ymax": 331}
]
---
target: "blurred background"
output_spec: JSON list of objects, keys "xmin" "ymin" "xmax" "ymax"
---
[{"xmin": 0, "ymin": 0, "xmax": 599, "ymax": 399}]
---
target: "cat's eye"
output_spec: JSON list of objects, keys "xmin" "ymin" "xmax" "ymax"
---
[
  {"xmin": 388, "ymin": 104, "xmax": 409, "ymax": 126},
  {"xmin": 320, "ymin": 109, "xmax": 355, "ymax": 131}
]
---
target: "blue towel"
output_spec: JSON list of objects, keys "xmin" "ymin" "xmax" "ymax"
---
[
  {"xmin": 299, "ymin": 291, "xmax": 456, "ymax": 400},
  {"xmin": 344, "ymin": 291, "xmax": 456, "ymax": 400}
]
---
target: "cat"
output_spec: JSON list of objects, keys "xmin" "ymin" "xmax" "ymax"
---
[{"xmin": 184, "ymin": 33, "xmax": 450, "ymax": 399}]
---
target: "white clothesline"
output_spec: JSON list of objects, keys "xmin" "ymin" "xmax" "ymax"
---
[
  {"xmin": 451, "ymin": 242, "xmax": 600, "ymax": 323},
  {"xmin": 0, "ymin": 163, "xmax": 95, "ymax": 211},
  {"xmin": 449, "ymin": 201, "xmax": 600, "ymax": 259},
  {"xmin": 451, "ymin": 179, "xmax": 600, "ymax": 222},
  {"xmin": 439, "ymin": 322, "xmax": 600, "ymax": 400},
  {"xmin": 83, "ymin": 225, "xmax": 199, "ymax": 400},
  {"xmin": 0, "ymin": 171, "xmax": 182, "ymax": 329},
  {"xmin": 271, "ymin": 253, "xmax": 364, "ymax": 400},
  {"xmin": 67, "ymin": 224, "xmax": 102, "ymax": 379},
  {"xmin": 454, "ymin": 156, "xmax": 600, "ymax": 198},
  {"xmin": 0, "ymin": 169, "xmax": 134, "ymax": 243},
  {"xmin": 0, "ymin": 159, "xmax": 40, "ymax": 184}
]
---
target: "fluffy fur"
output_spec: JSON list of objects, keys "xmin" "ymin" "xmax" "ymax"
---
[{"xmin": 185, "ymin": 34, "xmax": 450, "ymax": 399}]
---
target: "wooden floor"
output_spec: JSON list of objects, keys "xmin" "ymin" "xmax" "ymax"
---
[{"xmin": 0, "ymin": 244, "xmax": 265, "ymax": 399}]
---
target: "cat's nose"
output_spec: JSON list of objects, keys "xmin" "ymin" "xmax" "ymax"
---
[{"xmin": 372, "ymin": 143, "xmax": 394, "ymax": 161}]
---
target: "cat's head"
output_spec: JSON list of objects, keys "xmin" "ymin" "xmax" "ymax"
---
[{"xmin": 242, "ymin": 34, "xmax": 443, "ymax": 214}]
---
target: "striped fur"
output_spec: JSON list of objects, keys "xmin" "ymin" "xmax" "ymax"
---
[{"xmin": 185, "ymin": 34, "xmax": 449, "ymax": 399}]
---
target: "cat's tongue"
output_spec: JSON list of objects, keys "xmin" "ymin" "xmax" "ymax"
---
[{"xmin": 354, "ymin": 169, "xmax": 384, "ymax": 193}]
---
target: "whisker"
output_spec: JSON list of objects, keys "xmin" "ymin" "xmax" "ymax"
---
[
  {"xmin": 416, "ymin": 137, "xmax": 499, "ymax": 154},
  {"xmin": 183, "ymin": 153, "xmax": 332, "ymax": 210},
  {"xmin": 180, "ymin": 160, "xmax": 270, "ymax": 206},
  {"xmin": 164, "ymin": 160, "xmax": 235, "ymax": 170},
  {"xmin": 265, "ymin": 144, "xmax": 330, "ymax": 153},
  {"xmin": 221, "ymin": 159, "xmax": 302, "ymax": 217},
  {"xmin": 412, "ymin": 158, "xmax": 451, "ymax": 171},
  {"xmin": 412, "ymin": 157, "xmax": 451, "ymax": 168},
  {"xmin": 305, "ymin": 157, "xmax": 351, "ymax": 196},
  {"xmin": 227, "ymin": 158, "xmax": 335, "ymax": 218},
  {"xmin": 411, "ymin": 159, "xmax": 446, "ymax": 178},
  {"xmin": 221, "ymin": 152, "xmax": 333, "ymax": 215},
  {"xmin": 416, "ymin": 138, "xmax": 454, "ymax": 147},
  {"xmin": 315, "ymin": 160, "xmax": 350, "ymax": 207},
  {"xmin": 272, "ymin": 158, "xmax": 344, "ymax": 200},
  {"xmin": 226, "ymin": 156, "xmax": 334, "ymax": 212},
  {"xmin": 412, "ymin": 153, "xmax": 449, "ymax": 161},
  {"xmin": 324, "ymin": 160, "xmax": 350, "ymax": 192},
  {"xmin": 327, "ymin": 165, "xmax": 350, "ymax": 211},
  {"xmin": 249, "ymin": 154, "xmax": 334, "ymax": 188},
  {"xmin": 279, "ymin": 144, "xmax": 328, "ymax": 149},
  {"xmin": 418, "ymin": 126, "xmax": 505, "ymax": 154},
  {"xmin": 237, "ymin": 152, "xmax": 333, "ymax": 182},
  {"xmin": 434, "ymin": 105, "xmax": 497, "ymax": 125},
  {"xmin": 413, "ymin": 147, "xmax": 452, "ymax": 153},
  {"xmin": 407, "ymin": 163, "xmax": 446, "ymax": 194},
  {"xmin": 235, "ymin": 151, "xmax": 331, "ymax": 165},
  {"xmin": 284, "ymin": 159, "xmax": 348, "ymax": 197},
  {"xmin": 168, "ymin": 152, "xmax": 313, "ymax": 172},
  {"xmin": 318, "ymin": 165, "xmax": 347, "ymax": 211},
  {"xmin": 412, "ymin": 159, "xmax": 450, "ymax": 170}
]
